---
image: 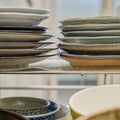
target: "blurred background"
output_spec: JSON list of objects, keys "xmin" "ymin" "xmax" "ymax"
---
[{"xmin": 0, "ymin": 0, "xmax": 120, "ymax": 104}]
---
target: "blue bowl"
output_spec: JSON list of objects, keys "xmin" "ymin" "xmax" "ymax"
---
[{"xmin": 26, "ymin": 101, "xmax": 60, "ymax": 120}]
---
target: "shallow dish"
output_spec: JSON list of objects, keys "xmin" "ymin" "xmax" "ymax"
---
[
  {"xmin": 59, "ymin": 36, "xmax": 120, "ymax": 44},
  {"xmin": 62, "ymin": 30, "xmax": 120, "ymax": 37},
  {"xmin": 58, "ymin": 49, "xmax": 120, "ymax": 70},
  {"xmin": 0, "ymin": 33, "xmax": 52, "ymax": 42},
  {"xmin": 0, "ymin": 48, "xmax": 56, "ymax": 57},
  {"xmin": 55, "ymin": 104, "xmax": 71, "ymax": 120},
  {"xmin": 0, "ymin": 108, "xmax": 28, "ymax": 120},
  {"xmin": 0, "ymin": 13, "xmax": 48, "ymax": 26},
  {"xmin": 0, "ymin": 42, "xmax": 53, "ymax": 49},
  {"xmin": 60, "ymin": 24, "xmax": 120, "ymax": 31},
  {"xmin": 58, "ymin": 42, "xmax": 120, "ymax": 55},
  {"xmin": 0, "ymin": 97, "xmax": 50, "ymax": 116},
  {"xmin": 60, "ymin": 16, "xmax": 120, "ymax": 25},
  {"xmin": 26, "ymin": 101, "xmax": 60, "ymax": 120},
  {"xmin": 69, "ymin": 85, "xmax": 120, "ymax": 119},
  {"xmin": 0, "ymin": 7, "xmax": 49, "ymax": 14}
]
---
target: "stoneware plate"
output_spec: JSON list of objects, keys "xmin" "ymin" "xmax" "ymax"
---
[
  {"xmin": 0, "ymin": 33, "xmax": 53, "ymax": 42},
  {"xmin": 62, "ymin": 30, "xmax": 120, "ymax": 37},
  {"xmin": 0, "ymin": 42, "xmax": 54, "ymax": 49},
  {"xmin": 0, "ymin": 13, "xmax": 49, "ymax": 26},
  {"xmin": 0, "ymin": 48, "xmax": 56, "ymax": 57},
  {"xmin": 58, "ymin": 42, "xmax": 120, "ymax": 55},
  {"xmin": 0, "ymin": 53, "xmax": 56, "ymax": 71},
  {"xmin": 59, "ymin": 36, "xmax": 120, "ymax": 44},
  {"xmin": 0, "ymin": 7, "xmax": 49, "ymax": 14},
  {"xmin": 59, "ymin": 24, "xmax": 120, "ymax": 31},
  {"xmin": 60, "ymin": 16, "xmax": 120, "ymax": 25},
  {"xmin": 58, "ymin": 49, "xmax": 120, "ymax": 70}
]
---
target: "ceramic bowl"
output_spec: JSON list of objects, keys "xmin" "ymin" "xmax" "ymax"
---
[
  {"xmin": 0, "ymin": 97, "xmax": 51, "ymax": 116},
  {"xmin": 55, "ymin": 104, "xmax": 71, "ymax": 120},
  {"xmin": 25, "ymin": 101, "xmax": 60, "ymax": 120},
  {"xmin": 76, "ymin": 107, "xmax": 120, "ymax": 120},
  {"xmin": 69, "ymin": 85, "xmax": 120, "ymax": 119},
  {"xmin": 0, "ymin": 108, "xmax": 28, "ymax": 120}
]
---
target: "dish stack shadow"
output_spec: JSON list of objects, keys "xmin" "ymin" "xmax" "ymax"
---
[
  {"xmin": 58, "ymin": 17, "xmax": 120, "ymax": 70},
  {"xmin": 0, "ymin": 7, "xmax": 56, "ymax": 71}
]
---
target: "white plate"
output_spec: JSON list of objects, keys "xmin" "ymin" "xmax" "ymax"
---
[
  {"xmin": 0, "ymin": 7, "xmax": 49, "ymax": 14},
  {"xmin": 0, "ymin": 48, "xmax": 56, "ymax": 57},
  {"xmin": 0, "ymin": 13, "xmax": 49, "ymax": 26},
  {"xmin": 0, "ymin": 33, "xmax": 52, "ymax": 42}
]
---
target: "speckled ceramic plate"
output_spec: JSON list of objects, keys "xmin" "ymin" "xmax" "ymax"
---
[
  {"xmin": 62, "ymin": 30, "xmax": 120, "ymax": 37},
  {"xmin": 59, "ymin": 36, "xmax": 120, "ymax": 44},
  {"xmin": 0, "ymin": 33, "xmax": 52, "ymax": 42},
  {"xmin": 59, "ymin": 24, "xmax": 120, "ymax": 32},
  {"xmin": 0, "ymin": 7, "xmax": 49, "ymax": 14},
  {"xmin": 58, "ymin": 42, "xmax": 120, "ymax": 55},
  {"xmin": 0, "ymin": 53, "xmax": 56, "ymax": 70},
  {"xmin": 58, "ymin": 49, "xmax": 120, "ymax": 68},
  {"xmin": 60, "ymin": 16, "xmax": 120, "ymax": 25},
  {"xmin": 0, "ymin": 13, "xmax": 49, "ymax": 26},
  {"xmin": 0, "ymin": 48, "xmax": 56, "ymax": 57},
  {"xmin": 0, "ymin": 42, "xmax": 53, "ymax": 49}
]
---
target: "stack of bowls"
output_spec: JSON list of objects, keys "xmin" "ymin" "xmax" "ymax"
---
[
  {"xmin": 0, "ymin": 7, "xmax": 56, "ymax": 71},
  {"xmin": 0, "ymin": 97, "xmax": 71, "ymax": 120},
  {"xmin": 58, "ymin": 17, "xmax": 120, "ymax": 70},
  {"xmin": 69, "ymin": 85, "xmax": 120, "ymax": 120}
]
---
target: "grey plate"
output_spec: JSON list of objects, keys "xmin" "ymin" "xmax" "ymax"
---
[
  {"xmin": 0, "ymin": 33, "xmax": 52, "ymax": 42},
  {"xmin": 0, "ymin": 42, "xmax": 54, "ymax": 49},
  {"xmin": 60, "ymin": 16, "xmax": 120, "ymax": 25},
  {"xmin": 59, "ymin": 36, "xmax": 120, "ymax": 44},
  {"xmin": 0, "ymin": 48, "xmax": 56, "ymax": 57},
  {"xmin": 0, "ymin": 13, "xmax": 49, "ymax": 26},
  {"xmin": 62, "ymin": 30, "xmax": 120, "ymax": 37},
  {"xmin": 58, "ymin": 42, "xmax": 120, "ymax": 55},
  {"xmin": 0, "ymin": 7, "xmax": 49, "ymax": 14},
  {"xmin": 59, "ymin": 24, "xmax": 120, "ymax": 32}
]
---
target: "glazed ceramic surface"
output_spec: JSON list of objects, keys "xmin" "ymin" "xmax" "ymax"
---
[
  {"xmin": 0, "ymin": 7, "xmax": 49, "ymax": 14},
  {"xmin": 0, "ymin": 97, "xmax": 51, "ymax": 116},
  {"xmin": 69, "ymin": 85, "xmax": 120, "ymax": 119},
  {"xmin": 59, "ymin": 36, "xmax": 120, "ymax": 44}
]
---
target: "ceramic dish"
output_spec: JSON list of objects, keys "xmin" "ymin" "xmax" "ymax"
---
[
  {"xmin": 0, "ymin": 97, "xmax": 50, "ymax": 116},
  {"xmin": 58, "ymin": 49, "xmax": 120, "ymax": 70},
  {"xmin": 0, "ymin": 109, "xmax": 28, "ymax": 120},
  {"xmin": 0, "ymin": 48, "xmax": 56, "ymax": 57},
  {"xmin": 60, "ymin": 16, "xmax": 120, "ymax": 25},
  {"xmin": 59, "ymin": 36, "xmax": 120, "ymax": 44},
  {"xmin": 0, "ymin": 7, "xmax": 49, "ymax": 14},
  {"xmin": 62, "ymin": 30, "xmax": 120, "ymax": 37},
  {"xmin": 58, "ymin": 42, "xmax": 120, "ymax": 55},
  {"xmin": 77, "ymin": 107, "xmax": 120, "ymax": 120},
  {"xmin": 69, "ymin": 85, "xmax": 120, "ymax": 119},
  {"xmin": 0, "ymin": 53, "xmax": 56, "ymax": 70},
  {"xmin": 0, "ymin": 33, "xmax": 52, "ymax": 42},
  {"xmin": 0, "ymin": 42, "xmax": 53, "ymax": 49},
  {"xmin": 25, "ymin": 101, "xmax": 60, "ymax": 120},
  {"xmin": 59, "ymin": 24, "xmax": 120, "ymax": 31},
  {"xmin": 0, "ymin": 13, "xmax": 49, "ymax": 26},
  {"xmin": 0, "ymin": 26, "xmax": 48, "ymax": 31},
  {"xmin": 55, "ymin": 104, "xmax": 71, "ymax": 120}
]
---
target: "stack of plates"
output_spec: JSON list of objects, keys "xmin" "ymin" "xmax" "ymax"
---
[
  {"xmin": 58, "ymin": 17, "xmax": 120, "ymax": 70},
  {"xmin": 0, "ymin": 7, "xmax": 56, "ymax": 71}
]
